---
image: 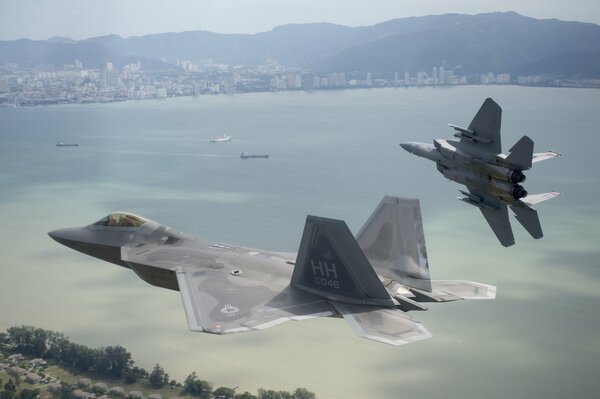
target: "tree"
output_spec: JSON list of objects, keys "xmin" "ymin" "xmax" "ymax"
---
[
  {"xmin": 9, "ymin": 374, "xmax": 20, "ymax": 391},
  {"xmin": 234, "ymin": 393, "xmax": 257, "ymax": 399},
  {"xmin": 1, "ymin": 381, "xmax": 16, "ymax": 399},
  {"xmin": 98, "ymin": 346, "xmax": 133, "ymax": 378},
  {"xmin": 213, "ymin": 387, "xmax": 235, "ymax": 399},
  {"xmin": 124, "ymin": 367, "xmax": 148, "ymax": 384},
  {"xmin": 6, "ymin": 326, "xmax": 48, "ymax": 357},
  {"xmin": 292, "ymin": 388, "xmax": 315, "ymax": 399},
  {"xmin": 58, "ymin": 382, "xmax": 74, "ymax": 399},
  {"xmin": 181, "ymin": 372, "xmax": 212, "ymax": 399},
  {"xmin": 148, "ymin": 364, "xmax": 169, "ymax": 389},
  {"xmin": 3, "ymin": 379, "xmax": 16, "ymax": 392},
  {"xmin": 15, "ymin": 389, "xmax": 40, "ymax": 399},
  {"xmin": 45, "ymin": 331, "xmax": 71, "ymax": 361},
  {"xmin": 257, "ymin": 389, "xmax": 285, "ymax": 399},
  {"xmin": 65, "ymin": 343, "xmax": 96, "ymax": 372}
]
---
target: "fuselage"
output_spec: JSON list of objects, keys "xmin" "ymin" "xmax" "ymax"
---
[
  {"xmin": 48, "ymin": 213, "xmax": 296, "ymax": 292},
  {"xmin": 400, "ymin": 139, "xmax": 527, "ymax": 203}
]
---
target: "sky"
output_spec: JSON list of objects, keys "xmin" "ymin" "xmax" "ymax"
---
[{"xmin": 1, "ymin": 0, "xmax": 599, "ymax": 40}]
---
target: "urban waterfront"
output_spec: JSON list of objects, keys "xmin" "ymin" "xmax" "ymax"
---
[
  {"xmin": 3, "ymin": 58, "xmax": 599, "ymax": 107},
  {"xmin": 0, "ymin": 86, "xmax": 598, "ymax": 398}
]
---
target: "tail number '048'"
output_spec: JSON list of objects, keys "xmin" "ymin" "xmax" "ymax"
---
[{"xmin": 315, "ymin": 276, "xmax": 339, "ymax": 289}]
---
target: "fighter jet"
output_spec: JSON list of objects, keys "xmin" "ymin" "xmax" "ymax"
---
[
  {"xmin": 49, "ymin": 196, "xmax": 495, "ymax": 346},
  {"xmin": 400, "ymin": 98, "xmax": 561, "ymax": 247}
]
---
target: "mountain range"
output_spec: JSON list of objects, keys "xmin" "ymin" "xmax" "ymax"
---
[{"xmin": 2, "ymin": 12, "xmax": 600, "ymax": 77}]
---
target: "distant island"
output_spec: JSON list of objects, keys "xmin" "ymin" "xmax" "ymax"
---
[
  {"xmin": 0, "ymin": 326, "xmax": 315, "ymax": 399},
  {"xmin": 1, "ymin": 11, "xmax": 600, "ymax": 107}
]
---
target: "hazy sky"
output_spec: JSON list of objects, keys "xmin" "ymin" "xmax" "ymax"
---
[{"xmin": 1, "ymin": 0, "xmax": 599, "ymax": 40}]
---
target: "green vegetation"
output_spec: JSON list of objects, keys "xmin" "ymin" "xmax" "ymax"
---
[
  {"xmin": 148, "ymin": 365, "xmax": 168, "ymax": 389},
  {"xmin": 0, "ymin": 326, "xmax": 316, "ymax": 399}
]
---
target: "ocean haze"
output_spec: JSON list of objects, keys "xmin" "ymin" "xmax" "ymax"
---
[{"xmin": 0, "ymin": 86, "xmax": 599, "ymax": 398}]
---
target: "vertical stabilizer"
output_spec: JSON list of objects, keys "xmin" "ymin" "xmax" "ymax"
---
[
  {"xmin": 465, "ymin": 97, "xmax": 502, "ymax": 154},
  {"xmin": 292, "ymin": 215, "xmax": 394, "ymax": 307},
  {"xmin": 356, "ymin": 196, "xmax": 432, "ymax": 291},
  {"xmin": 505, "ymin": 135, "xmax": 534, "ymax": 170}
]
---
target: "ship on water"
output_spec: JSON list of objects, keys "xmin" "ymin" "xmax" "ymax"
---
[
  {"xmin": 240, "ymin": 152, "xmax": 269, "ymax": 159},
  {"xmin": 56, "ymin": 142, "xmax": 79, "ymax": 147},
  {"xmin": 210, "ymin": 134, "xmax": 231, "ymax": 142}
]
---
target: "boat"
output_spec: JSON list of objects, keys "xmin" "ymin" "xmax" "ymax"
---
[
  {"xmin": 210, "ymin": 134, "xmax": 231, "ymax": 142},
  {"xmin": 56, "ymin": 142, "xmax": 79, "ymax": 147},
  {"xmin": 240, "ymin": 152, "xmax": 269, "ymax": 159}
]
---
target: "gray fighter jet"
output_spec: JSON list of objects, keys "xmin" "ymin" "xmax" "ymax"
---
[
  {"xmin": 400, "ymin": 98, "xmax": 561, "ymax": 247},
  {"xmin": 49, "ymin": 196, "xmax": 495, "ymax": 346}
]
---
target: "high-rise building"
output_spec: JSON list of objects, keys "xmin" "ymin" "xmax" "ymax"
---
[
  {"xmin": 301, "ymin": 74, "xmax": 314, "ymax": 90},
  {"xmin": 432, "ymin": 67, "xmax": 438, "ymax": 85},
  {"xmin": 366, "ymin": 72, "xmax": 372, "ymax": 86},
  {"xmin": 313, "ymin": 76, "xmax": 321, "ymax": 89},
  {"xmin": 439, "ymin": 67, "xmax": 445, "ymax": 85},
  {"xmin": 404, "ymin": 72, "xmax": 409, "ymax": 86},
  {"xmin": 417, "ymin": 71, "xmax": 425, "ymax": 86},
  {"xmin": 445, "ymin": 70, "xmax": 453, "ymax": 85},
  {"xmin": 394, "ymin": 72, "xmax": 399, "ymax": 86},
  {"xmin": 99, "ymin": 67, "xmax": 109, "ymax": 89}
]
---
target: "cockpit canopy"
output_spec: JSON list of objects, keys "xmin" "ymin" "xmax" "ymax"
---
[{"xmin": 93, "ymin": 213, "xmax": 148, "ymax": 228}]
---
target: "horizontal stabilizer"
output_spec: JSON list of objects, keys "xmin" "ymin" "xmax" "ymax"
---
[
  {"xmin": 532, "ymin": 151, "xmax": 562, "ymax": 164},
  {"xmin": 510, "ymin": 205, "xmax": 543, "ymax": 239},
  {"xmin": 292, "ymin": 215, "xmax": 394, "ymax": 307},
  {"xmin": 430, "ymin": 280, "xmax": 497, "ymax": 300},
  {"xmin": 409, "ymin": 287, "xmax": 461, "ymax": 302},
  {"xmin": 505, "ymin": 135, "xmax": 534, "ymax": 170},
  {"xmin": 522, "ymin": 191, "xmax": 561, "ymax": 206},
  {"xmin": 333, "ymin": 303, "xmax": 432, "ymax": 346}
]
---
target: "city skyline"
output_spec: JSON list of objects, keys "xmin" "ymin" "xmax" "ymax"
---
[
  {"xmin": 1, "ymin": 1, "xmax": 600, "ymax": 41},
  {"xmin": 3, "ymin": 56, "xmax": 595, "ymax": 108}
]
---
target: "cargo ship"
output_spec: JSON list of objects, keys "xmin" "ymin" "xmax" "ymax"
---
[{"xmin": 240, "ymin": 152, "xmax": 269, "ymax": 159}]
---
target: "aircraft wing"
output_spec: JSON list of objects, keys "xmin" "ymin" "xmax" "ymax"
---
[
  {"xmin": 522, "ymin": 191, "xmax": 561, "ymax": 206},
  {"xmin": 332, "ymin": 303, "xmax": 432, "ymax": 346},
  {"xmin": 467, "ymin": 186, "xmax": 515, "ymax": 247},
  {"xmin": 532, "ymin": 151, "xmax": 561, "ymax": 164},
  {"xmin": 175, "ymin": 268, "xmax": 334, "ymax": 334}
]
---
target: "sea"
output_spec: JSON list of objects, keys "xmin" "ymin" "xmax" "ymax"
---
[{"xmin": 0, "ymin": 86, "xmax": 598, "ymax": 398}]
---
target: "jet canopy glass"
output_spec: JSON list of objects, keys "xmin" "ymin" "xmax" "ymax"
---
[{"xmin": 93, "ymin": 213, "xmax": 148, "ymax": 228}]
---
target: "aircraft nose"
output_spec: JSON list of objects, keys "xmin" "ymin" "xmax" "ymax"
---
[
  {"xmin": 48, "ymin": 227, "xmax": 83, "ymax": 245},
  {"xmin": 48, "ymin": 228, "xmax": 68, "ymax": 244},
  {"xmin": 399, "ymin": 142, "xmax": 418, "ymax": 153}
]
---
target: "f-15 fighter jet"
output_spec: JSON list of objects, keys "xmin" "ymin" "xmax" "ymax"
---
[
  {"xmin": 49, "ymin": 196, "xmax": 495, "ymax": 346},
  {"xmin": 400, "ymin": 98, "xmax": 561, "ymax": 247}
]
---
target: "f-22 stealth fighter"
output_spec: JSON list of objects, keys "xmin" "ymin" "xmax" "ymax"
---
[
  {"xmin": 49, "ymin": 196, "xmax": 495, "ymax": 346},
  {"xmin": 400, "ymin": 98, "xmax": 561, "ymax": 247}
]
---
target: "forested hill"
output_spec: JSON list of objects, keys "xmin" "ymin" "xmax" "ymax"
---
[{"xmin": 1, "ymin": 12, "xmax": 600, "ymax": 77}]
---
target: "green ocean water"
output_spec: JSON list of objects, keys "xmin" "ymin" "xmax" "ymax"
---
[{"xmin": 0, "ymin": 86, "xmax": 598, "ymax": 398}]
